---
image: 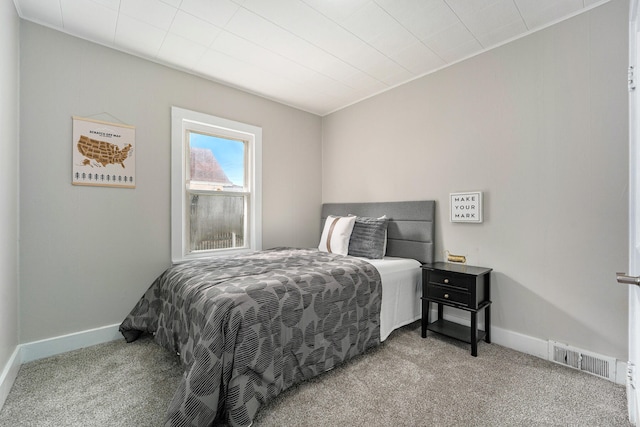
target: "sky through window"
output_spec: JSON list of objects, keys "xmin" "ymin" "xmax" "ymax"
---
[{"xmin": 190, "ymin": 133, "xmax": 245, "ymax": 186}]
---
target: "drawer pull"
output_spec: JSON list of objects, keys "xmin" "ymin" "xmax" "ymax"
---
[
  {"xmin": 444, "ymin": 279, "xmax": 449, "ymax": 284},
  {"xmin": 444, "ymin": 294, "xmax": 449, "ymax": 299}
]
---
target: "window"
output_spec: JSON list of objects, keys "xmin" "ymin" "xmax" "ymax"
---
[{"xmin": 171, "ymin": 107, "xmax": 262, "ymax": 262}]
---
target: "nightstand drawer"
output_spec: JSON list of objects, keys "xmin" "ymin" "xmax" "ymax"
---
[
  {"xmin": 426, "ymin": 284, "xmax": 469, "ymax": 306},
  {"xmin": 429, "ymin": 270, "xmax": 474, "ymax": 290}
]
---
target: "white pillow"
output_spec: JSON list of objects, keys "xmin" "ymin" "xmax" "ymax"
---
[{"xmin": 318, "ymin": 215, "xmax": 356, "ymax": 255}]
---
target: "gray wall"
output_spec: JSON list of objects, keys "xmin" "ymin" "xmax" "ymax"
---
[
  {"xmin": 14, "ymin": 0, "xmax": 631, "ymax": 364},
  {"xmin": 0, "ymin": 1, "xmax": 20, "ymax": 375},
  {"xmin": 19, "ymin": 22, "xmax": 323, "ymax": 343},
  {"xmin": 322, "ymin": 0, "xmax": 629, "ymax": 360}
]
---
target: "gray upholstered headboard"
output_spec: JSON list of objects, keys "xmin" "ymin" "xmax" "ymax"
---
[{"xmin": 321, "ymin": 200, "xmax": 435, "ymax": 264}]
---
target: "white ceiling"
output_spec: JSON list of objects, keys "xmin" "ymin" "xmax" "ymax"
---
[{"xmin": 13, "ymin": 0, "xmax": 609, "ymax": 116}]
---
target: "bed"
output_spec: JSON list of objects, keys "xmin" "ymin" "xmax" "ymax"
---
[{"xmin": 120, "ymin": 200, "xmax": 435, "ymax": 426}]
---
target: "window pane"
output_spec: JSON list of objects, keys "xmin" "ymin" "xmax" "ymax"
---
[
  {"xmin": 172, "ymin": 107, "xmax": 261, "ymax": 262},
  {"xmin": 189, "ymin": 193, "xmax": 245, "ymax": 252},
  {"xmin": 189, "ymin": 132, "xmax": 245, "ymax": 191}
]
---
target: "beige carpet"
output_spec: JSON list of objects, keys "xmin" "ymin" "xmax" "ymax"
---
[{"xmin": 0, "ymin": 322, "xmax": 630, "ymax": 426}]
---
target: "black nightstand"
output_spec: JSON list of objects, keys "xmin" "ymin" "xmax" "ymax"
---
[{"xmin": 421, "ymin": 262, "xmax": 492, "ymax": 356}]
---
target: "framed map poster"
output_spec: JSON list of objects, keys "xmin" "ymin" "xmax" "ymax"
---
[{"xmin": 72, "ymin": 116, "xmax": 136, "ymax": 188}]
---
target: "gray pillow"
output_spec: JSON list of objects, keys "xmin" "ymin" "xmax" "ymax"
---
[{"xmin": 348, "ymin": 216, "xmax": 389, "ymax": 259}]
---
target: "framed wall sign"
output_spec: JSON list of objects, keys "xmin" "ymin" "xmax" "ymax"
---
[
  {"xmin": 450, "ymin": 191, "xmax": 483, "ymax": 223},
  {"xmin": 72, "ymin": 116, "xmax": 136, "ymax": 188}
]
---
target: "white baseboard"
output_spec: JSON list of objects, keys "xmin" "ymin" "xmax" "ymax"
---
[
  {"xmin": 0, "ymin": 346, "xmax": 21, "ymax": 410},
  {"xmin": 20, "ymin": 324, "xmax": 122, "ymax": 363},
  {"xmin": 490, "ymin": 324, "xmax": 549, "ymax": 359},
  {"xmin": 434, "ymin": 307, "xmax": 625, "ymax": 385},
  {"xmin": 0, "ymin": 324, "xmax": 122, "ymax": 413},
  {"xmin": 617, "ymin": 360, "xmax": 628, "ymax": 386},
  {"xmin": 436, "ymin": 307, "xmax": 547, "ymax": 358}
]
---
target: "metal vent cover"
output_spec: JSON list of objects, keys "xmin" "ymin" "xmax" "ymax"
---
[{"xmin": 548, "ymin": 340, "xmax": 616, "ymax": 382}]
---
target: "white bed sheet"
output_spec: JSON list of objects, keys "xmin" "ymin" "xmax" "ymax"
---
[{"xmin": 361, "ymin": 256, "xmax": 422, "ymax": 341}]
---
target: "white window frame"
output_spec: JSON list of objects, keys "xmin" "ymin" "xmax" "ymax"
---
[{"xmin": 171, "ymin": 107, "xmax": 262, "ymax": 263}]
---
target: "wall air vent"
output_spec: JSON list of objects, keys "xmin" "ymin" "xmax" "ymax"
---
[{"xmin": 548, "ymin": 340, "xmax": 616, "ymax": 382}]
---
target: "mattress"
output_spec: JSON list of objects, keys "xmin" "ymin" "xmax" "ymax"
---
[{"xmin": 363, "ymin": 256, "xmax": 422, "ymax": 341}]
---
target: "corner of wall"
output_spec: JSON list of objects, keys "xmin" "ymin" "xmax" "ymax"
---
[
  {"xmin": 1, "ymin": 323, "xmax": 122, "ymax": 411},
  {"xmin": 0, "ymin": 347, "xmax": 21, "ymax": 410}
]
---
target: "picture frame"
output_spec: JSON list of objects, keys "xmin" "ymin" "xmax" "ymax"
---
[
  {"xmin": 450, "ymin": 191, "xmax": 483, "ymax": 223},
  {"xmin": 72, "ymin": 116, "xmax": 136, "ymax": 188}
]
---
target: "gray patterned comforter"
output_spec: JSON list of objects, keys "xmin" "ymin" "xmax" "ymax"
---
[{"xmin": 119, "ymin": 247, "xmax": 382, "ymax": 426}]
